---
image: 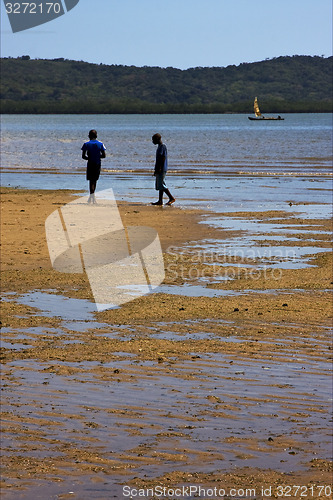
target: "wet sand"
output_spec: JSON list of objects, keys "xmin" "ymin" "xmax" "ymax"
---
[{"xmin": 1, "ymin": 187, "xmax": 332, "ymax": 499}]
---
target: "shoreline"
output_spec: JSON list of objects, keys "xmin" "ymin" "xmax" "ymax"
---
[
  {"xmin": 2, "ymin": 167, "xmax": 333, "ymax": 177},
  {"xmin": 1, "ymin": 187, "xmax": 332, "ymax": 498}
]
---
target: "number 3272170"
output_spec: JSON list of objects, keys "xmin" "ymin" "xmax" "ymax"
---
[{"xmin": 5, "ymin": 3, "xmax": 62, "ymax": 14}]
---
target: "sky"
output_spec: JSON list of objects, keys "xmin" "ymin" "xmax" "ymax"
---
[{"xmin": 1, "ymin": 0, "xmax": 332, "ymax": 69}]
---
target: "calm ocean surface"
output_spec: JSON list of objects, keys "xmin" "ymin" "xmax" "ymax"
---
[{"xmin": 1, "ymin": 113, "xmax": 332, "ymax": 213}]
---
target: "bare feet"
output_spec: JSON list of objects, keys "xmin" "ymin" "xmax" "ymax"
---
[
  {"xmin": 165, "ymin": 198, "xmax": 175, "ymax": 206},
  {"xmin": 88, "ymin": 194, "xmax": 96, "ymax": 204},
  {"xmin": 151, "ymin": 201, "xmax": 163, "ymax": 205}
]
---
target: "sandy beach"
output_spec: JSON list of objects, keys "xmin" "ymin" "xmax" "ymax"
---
[{"xmin": 0, "ymin": 186, "xmax": 332, "ymax": 499}]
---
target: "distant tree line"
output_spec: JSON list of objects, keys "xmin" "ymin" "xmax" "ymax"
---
[{"xmin": 0, "ymin": 55, "xmax": 332, "ymax": 114}]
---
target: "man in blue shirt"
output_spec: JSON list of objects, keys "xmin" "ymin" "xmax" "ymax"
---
[
  {"xmin": 81, "ymin": 129, "xmax": 106, "ymax": 204},
  {"xmin": 152, "ymin": 133, "xmax": 175, "ymax": 206}
]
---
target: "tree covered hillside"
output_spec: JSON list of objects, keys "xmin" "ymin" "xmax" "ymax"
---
[{"xmin": 1, "ymin": 55, "xmax": 332, "ymax": 113}]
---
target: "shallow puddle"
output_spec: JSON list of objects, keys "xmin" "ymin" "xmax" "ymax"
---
[
  {"xmin": 0, "ymin": 340, "xmax": 34, "ymax": 351},
  {"xmin": 195, "ymin": 207, "xmax": 331, "ymax": 271},
  {"xmin": 175, "ymin": 237, "xmax": 330, "ymax": 270},
  {"xmin": 201, "ymin": 215, "xmax": 332, "ymax": 233},
  {"xmin": 156, "ymin": 284, "xmax": 324, "ymax": 298},
  {"xmin": 18, "ymin": 290, "xmax": 97, "ymax": 319},
  {"xmin": 4, "ymin": 290, "xmax": 110, "ymax": 330},
  {"xmin": 1, "ymin": 348, "xmax": 331, "ymax": 487}
]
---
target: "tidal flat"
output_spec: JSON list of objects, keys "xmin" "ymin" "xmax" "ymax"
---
[{"xmin": 0, "ymin": 187, "xmax": 332, "ymax": 499}]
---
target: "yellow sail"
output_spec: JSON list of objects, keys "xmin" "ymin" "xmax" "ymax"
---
[{"xmin": 254, "ymin": 97, "xmax": 261, "ymax": 117}]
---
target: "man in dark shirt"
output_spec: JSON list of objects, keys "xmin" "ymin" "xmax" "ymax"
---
[
  {"xmin": 152, "ymin": 133, "xmax": 175, "ymax": 206},
  {"xmin": 81, "ymin": 129, "xmax": 106, "ymax": 204}
]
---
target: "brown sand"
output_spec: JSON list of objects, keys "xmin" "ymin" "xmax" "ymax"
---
[{"xmin": 1, "ymin": 187, "xmax": 332, "ymax": 499}]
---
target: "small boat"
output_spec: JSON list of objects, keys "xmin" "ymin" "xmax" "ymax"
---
[{"xmin": 248, "ymin": 97, "xmax": 284, "ymax": 120}]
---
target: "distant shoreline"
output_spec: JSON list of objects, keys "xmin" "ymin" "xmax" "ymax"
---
[
  {"xmin": 1, "ymin": 55, "xmax": 332, "ymax": 114},
  {"xmin": 1, "ymin": 110, "xmax": 332, "ymax": 115}
]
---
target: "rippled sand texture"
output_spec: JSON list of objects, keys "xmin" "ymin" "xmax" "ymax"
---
[{"xmin": 1, "ymin": 188, "xmax": 332, "ymax": 499}]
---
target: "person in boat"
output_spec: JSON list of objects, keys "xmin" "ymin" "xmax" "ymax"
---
[
  {"xmin": 81, "ymin": 129, "xmax": 106, "ymax": 204},
  {"xmin": 151, "ymin": 133, "xmax": 175, "ymax": 206}
]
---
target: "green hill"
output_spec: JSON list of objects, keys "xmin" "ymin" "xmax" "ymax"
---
[{"xmin": 0, "ymin": 55, "xmax": 332, "ymax": 113}]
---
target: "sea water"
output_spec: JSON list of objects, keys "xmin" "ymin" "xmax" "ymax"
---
[{"xmin": 1, "ymin": 113, "xmax": 332, "ymax": 213}]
